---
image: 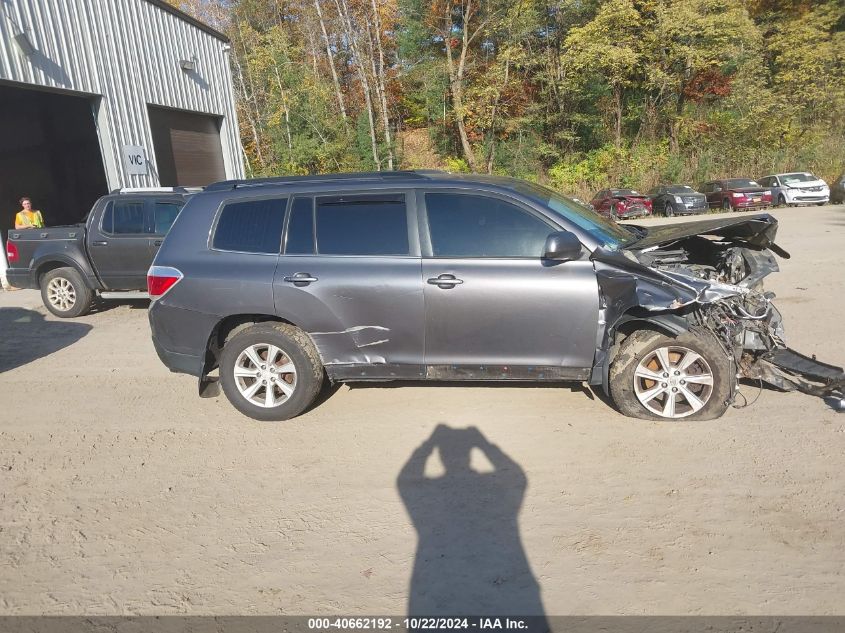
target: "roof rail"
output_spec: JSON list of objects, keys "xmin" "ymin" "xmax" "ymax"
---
[
  {"xmin": 109, "ymin": 187, "xmax": 191, "ymax": 194},
  {"xmin": 204, "ymin": 170, "xmax": 446, "ymax": 192}
]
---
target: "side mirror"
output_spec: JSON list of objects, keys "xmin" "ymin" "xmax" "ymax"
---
[{"xmin": 543, "ymin": 231, "xmax": 582, "ymax": 262}]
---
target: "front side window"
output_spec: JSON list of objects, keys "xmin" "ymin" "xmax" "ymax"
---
[
  {"xmin": 315, "ymin": 194, "xmax": 409, "ymax": 256},
  {"xmin": 213, "ymin": 197, "xmax": 288, "ymax": 254},
  {"xmin": 154, "ymin": 202, "xmax": 183, "ymax": 235},
  {"xmin": 425, "ymin": 193, "xmax": 553, "ymax": 258}
]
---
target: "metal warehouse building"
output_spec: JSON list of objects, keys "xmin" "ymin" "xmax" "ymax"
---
[{"xmin": 0, "ymin": 0, "xmax": 244, "ymax": 231}]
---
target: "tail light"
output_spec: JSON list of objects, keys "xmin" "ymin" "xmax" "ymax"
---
[
  {"xmin": 6, "ymin": 241, "xmax": 18, "ymax": 264},
  {"xmin": 731, "ymin": 192, "xmax": 746, "ymax": 199},
  {"xmin": 763, "ymin": 192, "xmax": 773, "ymax": 201},
  {"xmin": 645, "ymin": 199, "xmax": 653, "ymax": 210},
  {"xmin": 616, "ymin": 200, "xmax": 628, "ymax": 210},
  {"xmin": 147, "ymin": 266, "xmax": 183, "ymax": 300}
]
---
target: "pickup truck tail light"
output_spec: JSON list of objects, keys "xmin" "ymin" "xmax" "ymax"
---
[
  {"xmin": 6, "ymin": 241, "xmax": 18, "ymax": 264},
  {"xmin": 147, "ymin": 266, "xmax": 183, "ymax": 300},
  {"xmin": 731, "ymin": 192, "xmax": 746, "ymax": 199}
]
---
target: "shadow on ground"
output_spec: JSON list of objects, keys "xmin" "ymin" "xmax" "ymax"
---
[
  {"xmin": 88, "ymin": 298, "xmax": 150, "ymax": 315},
  {"xmin": 397, "ymin": 424, "xmax": 549, "ymax": 624},
  {"xmin": 0, "ymin": 307, "xmax": 91, "ymax": 373}
]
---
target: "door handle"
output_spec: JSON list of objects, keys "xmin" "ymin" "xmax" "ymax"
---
[
  {"xmin": 283, "ymin": 272, "xmax": 319, "ymax": 284},
  {"xmin": 427, "ymin": 274, "xmax": 464, "ymax": 288},
  {"xmin": 92, "ymin": 241, "xmax": 108, "ymax": 246}
]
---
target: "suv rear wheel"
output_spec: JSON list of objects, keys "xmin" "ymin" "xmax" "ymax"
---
[
  {"xmin": 41, "ymin": 267, "xmax": 94, "ymax": 318},
  {"xmin": 219, "ymin": 323, "xmax": 323, "ymax": 421},
  {"xmin": 609, "ymin": 329, "xmax": 734, "ymax": 421}
]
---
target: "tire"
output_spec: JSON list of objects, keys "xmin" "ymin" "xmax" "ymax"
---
[
  {"xmin": 663, "ymin": 201, "xmax": 675, "ymax": 217},
  {"xmin": 722, "ymin": 198, "xmax": 733, "ymax": 212},
  {"xmin": 777, "ymin": 194, "xmax": 786, "ymax": 207},
  {"xmin": 219, "ymin": 322, "xmax": 324, "ymax": 421},
  {"xmin": 40, "ymin": 267, "xmax": 94, "ymax": 318},
  {"xmin": 609, "ymin": 329, "xmax": 734, "ymax": 421}
]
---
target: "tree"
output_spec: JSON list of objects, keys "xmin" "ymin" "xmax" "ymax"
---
[{"xmin": 563, "ymin": 0, "xmax": 642, "ymax": 147}]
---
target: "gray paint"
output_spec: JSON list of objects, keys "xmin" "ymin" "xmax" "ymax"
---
[
  {"xmin": 0, "ymin": 0, "xmax": 244, "ymax": 190},
  {"xmin": 150, "ymin": 173, "xmax": 816, "ymax": 404}
]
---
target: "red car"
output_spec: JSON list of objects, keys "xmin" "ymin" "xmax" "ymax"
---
[
  {"xmin": 700, "ymin": 179, "xmax": 773, "ymax": 211},
  {"xmin": 590, "ymin": 188, "xmax": 653, "ymax": 219}
]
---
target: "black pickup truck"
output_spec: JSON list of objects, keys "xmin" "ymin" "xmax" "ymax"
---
[{"xmin": 5, "ymin": 190, "xmax": 187, "ymax": 317}]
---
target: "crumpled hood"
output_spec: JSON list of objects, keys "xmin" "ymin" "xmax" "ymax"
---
[
  {"xmin": 784, "ymin": 179, "xmax": 828, "ymax": 189},
  {"xmin": 624, "ymin": 214, "xmax": 785, "ymax": 254}
]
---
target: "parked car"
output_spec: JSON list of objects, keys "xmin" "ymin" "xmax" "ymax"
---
[
  {"xmin": 700, "ymin": 179, "xmax": 772, "ymax": 211},
  {"xmin": 758, "ymin": 172, "xmax": 829, "ymax": 207},
  {"xmin": 5, "ymin": 189, "xmax": 188, "ymax": 317},
  {"xmin": 147, "ymin": 171, "xmax": 843, "ymax": 423},
  {"xmin": 589, "ymin": 188, "xmax": 652, "ymax": 219},
  {"xmin": 648, "ymin": 184, "xmax": 707, "ymax": 217},
  {"xmin": 831, "ymin": 173, "xmax": 845, "ymax": 204}
]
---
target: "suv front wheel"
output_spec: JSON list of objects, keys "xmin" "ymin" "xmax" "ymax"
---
[
  {"xmin": 609, "ymin": 329, "xmax": 734, "ymax": 421},
  {"xmin": 219, "ymin": 323, "xmax": 324, "ymax": 421}
]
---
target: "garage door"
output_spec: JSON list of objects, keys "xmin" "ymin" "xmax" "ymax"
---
[
  {"xmin": 0, "ymin": 83, "xmax": 108, "ymax": 231},
  {"xmin": 148, "ymin": 105, "xmax": 226, "ymax": 187}
]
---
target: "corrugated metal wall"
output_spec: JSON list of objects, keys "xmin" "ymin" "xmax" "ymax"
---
[{"xmin": 0, "ymin": 0, "xmax": 244, "ymax": 188}]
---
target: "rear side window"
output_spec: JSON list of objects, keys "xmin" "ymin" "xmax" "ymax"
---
[
  {"xmin": 213, "ymin": 197, "xmax": 288, "ymax": 254},
  {"xmin": 154, "ymin": 202, "xmax": 183, "ymax": 235},
  {"xmin": 102, "ymin": 200, "xmax": 147, "ymax": 234},
  {"xmin": 425, "ymin": 193, "xmax": 552, "ymax": 258},
  {"xmin": 315, "ymin": 194, "xmax": 409, "ymax": 256}
]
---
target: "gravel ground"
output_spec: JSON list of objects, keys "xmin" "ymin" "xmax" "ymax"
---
[{"xmin": 0, "ymin": 205, "xmax": 843, "ymax": 616}]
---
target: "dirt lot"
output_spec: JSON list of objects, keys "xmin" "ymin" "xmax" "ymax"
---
[{"xmin": 1, "ymin": 205, "xmax": 844, "ymax": 616}]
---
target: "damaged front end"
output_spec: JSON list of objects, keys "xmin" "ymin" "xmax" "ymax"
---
[{"xmin": 592, "ymin": 214, "xmax": 845, "ymax": 405}]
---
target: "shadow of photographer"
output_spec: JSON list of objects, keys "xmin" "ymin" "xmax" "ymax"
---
[{"xmin": 397, "ymin": 424, "xmax": 548, "ymax": 624}]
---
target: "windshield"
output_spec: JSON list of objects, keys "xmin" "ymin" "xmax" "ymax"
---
[
  {"xmin": 780, "ymin": 173, "xmax": 816, "ymax": 185},
  {"xmin": 511, "ymin": 182, "xmax": 635, "ymax": 249},
  {"xmin": 666, "ymin": 185, "xmax": 695, "ymax": 193},
  {"xmin": 726, "ymin": 179, "xmax": 761, "ymax": 188}
]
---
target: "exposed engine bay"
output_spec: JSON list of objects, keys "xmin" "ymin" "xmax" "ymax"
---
[{"xmin": 591, "ymin": 214, "xmax": 845, "ymax": 406}]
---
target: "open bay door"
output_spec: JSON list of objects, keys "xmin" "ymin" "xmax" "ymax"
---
[{"xmin": 148, "ymin": 105, "xmax": 226, "ymax": 187}]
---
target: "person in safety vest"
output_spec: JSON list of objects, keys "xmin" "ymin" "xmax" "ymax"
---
[{"xmin": 15, "ymin": 197, "xmax": 44, "ymax": 230}]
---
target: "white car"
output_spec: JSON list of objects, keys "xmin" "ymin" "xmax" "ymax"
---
[{"xmin": 759, "ymin": 172, "xmax": 829, "ymax": 206}]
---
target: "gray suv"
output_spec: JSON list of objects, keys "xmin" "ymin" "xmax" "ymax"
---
[{"xmin": 147, "ymin": 171, "xmax": 843, "ymax": 422}]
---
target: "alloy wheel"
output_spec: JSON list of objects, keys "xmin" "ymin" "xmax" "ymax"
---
[
  {"xmin": 46, "ymin": 277, "xmax": 77, "ymax": 312},
  {"xmin": 233, "ymin": 343, "xmax": 297, "ymax": 408},
  {"xmin": 633, "ymin": 346, "xmax": 714, "ymax": 419}
]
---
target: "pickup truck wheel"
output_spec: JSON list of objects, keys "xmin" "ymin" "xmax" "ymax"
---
[
  {"xmin": 219, "ymin": 323, "xmax": 323, "ymax": 421},
  {"xmin": 40, "ymin": 267, "xmax": 94, "ymax": 318},
  {"xmin": 609, "ymin": 329, "xmax": 734, "ymax": 421}
]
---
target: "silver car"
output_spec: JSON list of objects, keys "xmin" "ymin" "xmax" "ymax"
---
[{"xmin": 759, "ymin": 172, "xmax": 830, "ymax": 206}]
